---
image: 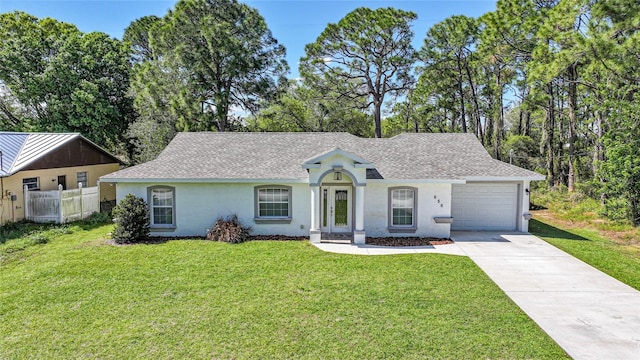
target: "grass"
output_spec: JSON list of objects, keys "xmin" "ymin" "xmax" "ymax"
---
[
  {"xmin": 530, "ymin": 187, "xmax": 640, "ymax": 290},
  {"xmin": 0, "ymin": 223, "xmax": 567, "ymax": 359}
]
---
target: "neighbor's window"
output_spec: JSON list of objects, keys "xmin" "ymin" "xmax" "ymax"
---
[
  {"xmin": 148, "ymin": 186, "xmax": 175, "ymax": 226},
  {"xmin": 389, "ymin": 187, "xmax": 417, "ymax": 229},
  {"xmin": 77, "ymin": 172, "xmax": 88, "ymax": 187},
  {"xmin": 255, "ymin": 186, "xmax": 292, "ymax": 220},
  {"xmin": 22, "ymin": 177, "xmax": 39, "ymax": 190}
]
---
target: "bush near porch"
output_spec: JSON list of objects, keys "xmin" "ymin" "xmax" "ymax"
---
[{"xmin": 0, "ymin": 224, "xmax": 567, "ymax": 359}]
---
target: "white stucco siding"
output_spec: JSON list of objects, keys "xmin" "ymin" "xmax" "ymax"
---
[
  {"xmin": 115, "ymin": 182, "xmax": 311, "ymax": 237},
  {"xmin": 363, "ymin": 182, "xmax": 452, "ymax": 238}
]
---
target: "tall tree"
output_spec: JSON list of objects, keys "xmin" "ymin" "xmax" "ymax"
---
[
  {"xmin": 147, "ymin": 0, "xmax": 288, "ymax": 132},
  {"xmin": 300, "ymin": 7, "xmax": 417, "ymax": 138},
  {"xmin": 251, "ymin": 80, "xmax": 372, "ymax": 136},
  {"xmin": 418, "ymin": 16, "xmax": 482, "ymax": 135},
  {"xmin": 589, "ymin": 0, "xmax": 640, "ymax": 223},
  {"xmin": 123, "ymin": 15, "xmax": 161, "ymax": 63},
  {"xmin": 0, "ymin": 11, "xmax": 134, "ymax": 151}
]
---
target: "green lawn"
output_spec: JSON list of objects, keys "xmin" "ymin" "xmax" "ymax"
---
[
  {"xmin": 0, "ymin": 224, "xmax": 567, "ymax": 359},
  {"xmin": 530, "ymin": 219, "xmax": 640, "ymax": 291}
]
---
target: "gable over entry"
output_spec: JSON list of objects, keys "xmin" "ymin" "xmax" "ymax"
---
[{"xmin": 303, "ymin": 148, "xmax": 374, "ymax": 244}]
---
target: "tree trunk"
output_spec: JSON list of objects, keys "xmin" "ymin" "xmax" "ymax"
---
[
  {"xmin": 518, "ymin": 109, "xmax": 523, "ymax": 135},
  {"xmin": 594, "ymin": 109, "xmax": 606, "ymax": 206},
  {"xmin": 374, "ymin": 99, "xmax": 382, "ymax": 138},
  {"xmin": 545, "ymin": 82, "xmax": 555, "ymax": 187},
  {"xmin": 485, "ymin": 97, "xmax": 493, "ymax": 147},
  {"xmin": 493, "ymin": 67, "xmax": 503, "ymax": 160},
  {"xmin": 567, "ymin": 63, "xmax": 578, "ymax": 192},
  {"xmin": 457, "ymin": 57, "xmax": 467, "ymax": 133},
  {"xmin": 464, "ymin": 62, "xmax": 482, "ymax": 139}
]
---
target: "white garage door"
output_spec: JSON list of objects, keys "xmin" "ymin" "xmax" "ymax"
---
[{"xmin": 451, "ymin": 183, "xmax": 518, "ymax": 231}]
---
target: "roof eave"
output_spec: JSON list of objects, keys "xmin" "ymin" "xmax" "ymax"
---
[
  {"xmin": 463, "ymin": 175, "xmax": 546, "ymax": 181},
  {"xmin": 99, "ymin": 177, "xmax": 310, "ymax": 184}
]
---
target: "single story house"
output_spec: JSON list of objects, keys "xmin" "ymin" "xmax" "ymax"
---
[
  {"xmin": 0, "ymin": 132, "xmax": 122, "ymax": 224},
  {"xmin": 101, "ymin": 132, "xmax": 544, "ymax": 244}
]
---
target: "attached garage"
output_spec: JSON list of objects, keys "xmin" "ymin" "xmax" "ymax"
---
[{"xmin": 451, "ymin": 183, "xmax": 519, "ymax": 231}]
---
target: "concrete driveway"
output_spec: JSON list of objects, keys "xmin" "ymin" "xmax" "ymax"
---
[{"xmin": 451, "ymin": 231, "xmax": 640, "ymax": 360}]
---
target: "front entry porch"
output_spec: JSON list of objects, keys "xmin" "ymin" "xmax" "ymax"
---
[
  {"xmin": 304, "ymin": 149, "xmax": 370, "ymax": 245},
  {"xmin": 320, "ymin": 232, "xmax": 353, "ymax": 244}
]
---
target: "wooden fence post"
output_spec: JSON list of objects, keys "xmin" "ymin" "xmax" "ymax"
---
[
  {"xmin": 24, "ymin": 184, "xmax": 29, "ymax": 221},
  {"xmin": 78, "ymin": 182, "xmax": 83, "ymax": 220},
  {"xmin": 58, "ymin": 184, "xmax": 63, "ymax": 224}
]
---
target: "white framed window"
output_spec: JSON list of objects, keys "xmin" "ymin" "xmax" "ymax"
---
[
  {"xmin": 254, "ymin": 185, "xmax": 292, "ymax": 222},
  {"xmin": 389, "ymin": 187, "xmax": 417, "ymax": 231},
  {"xmin": 77, "ymin": 172, "xmax": 88, "ymax": 187},
  {"xmin": 148, "ymin": 186, "xmax": 175, "ymax": 227},
  {"xmin": 22, "ymin": 177, "xmax": 40, "ymax": 190}
]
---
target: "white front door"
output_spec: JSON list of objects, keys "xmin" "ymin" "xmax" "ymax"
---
[{"xmin": 321, "ymin": 186, "xmax": 352, "ymax": 233}]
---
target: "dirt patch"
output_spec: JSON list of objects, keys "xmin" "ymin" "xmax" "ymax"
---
[{"xmin": 365, "ymin": 237, "xmax": 453, "ymax": 247}]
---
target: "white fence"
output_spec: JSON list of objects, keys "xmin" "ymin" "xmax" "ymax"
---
[{"xmin": 24, "ymin": 184, "xmax": 99, "ymax": 223}]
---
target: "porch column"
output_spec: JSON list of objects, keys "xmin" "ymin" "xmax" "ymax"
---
[
  {"xmin": 353, "ymin": 185, "xmax": 366, "ymax": 245},
  {"xmin": 310, "ymin": 185, "xmax": 321, "ymax": 243}
]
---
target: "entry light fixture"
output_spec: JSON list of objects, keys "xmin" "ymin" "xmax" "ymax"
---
[{"xmin": 334, "ymin": 172, "xmax": 342, "ymax": 181}]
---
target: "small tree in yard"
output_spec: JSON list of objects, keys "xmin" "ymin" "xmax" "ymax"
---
[{"xmin": 112, "ymin": 194, "xmax": 150, "ymax": 244}]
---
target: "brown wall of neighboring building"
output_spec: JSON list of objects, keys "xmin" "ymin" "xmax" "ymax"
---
[{"xmin": 22, "ymin": 138, "xmax": 120, "ymax": 171}]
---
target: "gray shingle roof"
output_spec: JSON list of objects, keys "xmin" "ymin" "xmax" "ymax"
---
[{"xmin": 101, "ymin": 132, "xmax": 545, "ymax": 182}]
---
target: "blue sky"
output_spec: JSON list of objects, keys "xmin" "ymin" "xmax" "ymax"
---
[{"xmin": 1, "ymin": 0, "xmax": 496, "ymax": 78}]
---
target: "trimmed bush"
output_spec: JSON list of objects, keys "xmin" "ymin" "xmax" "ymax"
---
[
  {"xmin": 112, "ymin": 194, "xmax": 150, "ymax": 244},
  {"xmin": 207, "ymin": 214, "xmax": 251, "ymax": 244}
]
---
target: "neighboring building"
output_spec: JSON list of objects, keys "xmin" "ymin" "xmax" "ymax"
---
[
  {"xmin": 0, "ymin": 132, "xmax": 122, "ymax": 224},
  {"xmin": 100, "ymin": 132, "xmax": 545, "ymax": 244}
]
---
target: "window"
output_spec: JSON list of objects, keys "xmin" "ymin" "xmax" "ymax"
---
[
  {"xmin": 22, "ymin": 177, "xmax": 39, "ymax": 190},
  {"xmin": 388, "ymin": 187, "xmax": 417, "ymax": 232},
  {"xmin": 77, "ymin": 172, "xmax": 88, "ymax": 187},
  {"xmin": 148, "ymin": 186, "xmax": 175, "ymax": 227},
  {"xmin": 254, "ymin": 185, "xmax": 292, "ymax": 222}
]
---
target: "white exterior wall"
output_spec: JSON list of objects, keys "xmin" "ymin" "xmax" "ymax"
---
[
  {"xmin": 519, "ymin": 180, "xmax": 531, "ymax": 232},
  {"xmin": 115, "ymin": 180, "xmax": 454, "ymax": 239},
  {"xmin": 115, "ymin": 182, "xmax": 311, "ymax": 237},
  {"xmin": 363, "ymin": 181, "xmax": 452, "ymax": 238}
]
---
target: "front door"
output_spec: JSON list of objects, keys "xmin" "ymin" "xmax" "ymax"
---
[{"xmin": 321, "ymin": 186, "xmax": 352, "ymax": 233}]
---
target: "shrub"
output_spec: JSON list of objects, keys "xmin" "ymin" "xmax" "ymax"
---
[
  {"xmin": 112, "ymin": 194, "xmax": 150, "ymax": 244},
  {"xmin": 27, "ymin": 232, "xmax": 49, "ymax": 245},
  {"xmin": 207, "ymin": 214, "xmax": 251, "ymax": 244}
]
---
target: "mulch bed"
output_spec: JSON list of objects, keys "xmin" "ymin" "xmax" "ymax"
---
[
  {"xmin": 111, "ymin": 235, "xmax": 452, "ymax": 246},
  {"xmin": 247, "ymin": 235, "xmax": 308, "ymax": 241},
  {"xmin": 365, "ymin": 237, "xmax": 453, "ymax": 247}
]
